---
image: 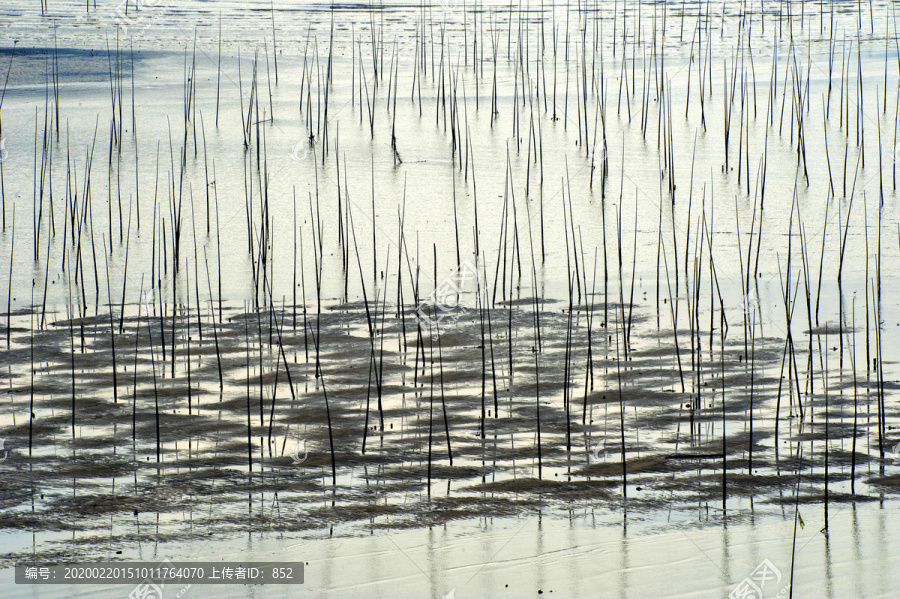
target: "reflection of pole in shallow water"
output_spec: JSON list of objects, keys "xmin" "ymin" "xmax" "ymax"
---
[
  {"xmin": 615, "ymin": 308, "xmax": 626, "ymax": 498},
  {"xmin": 535, "ymin": 349, "xmax": 542, "ymax": 480}
]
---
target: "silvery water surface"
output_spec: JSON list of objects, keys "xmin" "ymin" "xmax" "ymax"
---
[{"xmin": 0, "ymin": 0, "xmax": 899, "ymax": 597}]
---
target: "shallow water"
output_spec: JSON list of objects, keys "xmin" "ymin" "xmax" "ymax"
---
[
  {"xmin": 3, "ymin": 503, "xmax": 900, "ymax": 598},
  {"xmin": 1, "ymin": 0, "xmax": 900, "ymax": 597}
]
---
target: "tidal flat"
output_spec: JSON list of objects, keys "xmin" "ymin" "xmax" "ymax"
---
[{"xmin": 1, "ymin": 0, "xmax": 899, "ymax": 597}]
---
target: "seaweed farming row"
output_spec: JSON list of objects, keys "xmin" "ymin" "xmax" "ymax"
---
[
  {"xmin": 0, "ymin": 0, "xmax": 898, "ymax": 581},
  {"xmin": 0, "ymin": 290, "xmax": 892, "ymax": 559}
]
